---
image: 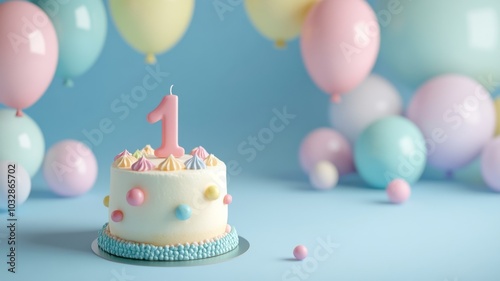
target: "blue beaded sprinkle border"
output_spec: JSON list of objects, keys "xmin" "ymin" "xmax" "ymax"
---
[{"xmin": 97, "ymin": 223, "xmax": 239, "ymax": 261}]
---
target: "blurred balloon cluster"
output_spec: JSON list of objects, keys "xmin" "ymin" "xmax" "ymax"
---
[
  {"xmin": 249, "ymin": 0, "xmax": 500, "ymax": 193},
  {"xmin": 0, "ymin": 0, "xmax": 196, "ymax": 209}
]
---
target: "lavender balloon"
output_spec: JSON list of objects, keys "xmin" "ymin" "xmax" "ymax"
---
[
  {"xmin": 407, "ymin": 74, "xmax": 495, "ymax": 172},
  {"xmin": 43, "ymin": 140, "xmax": 98, "ymax": 197},
  {"xmin": 299, "ymin": 128, "xmax": 354, "ymax": 175},
  {"xmin": 481, "ymin": 137, "xmax": 500, "ymax": 192}
]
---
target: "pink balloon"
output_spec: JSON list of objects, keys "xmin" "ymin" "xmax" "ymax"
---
[
  {"xmin": 407, "ymin": 74, "xmax": 495, "ymax": 171},
  {"xmin": 300, "ymin": 0, "xmax": 380, "ymax": 102},
  {"xmin": 481, "ymin": 137, "xmax": 500, "ymax": 192},
  {"xmin": 43, "ymin": 140, "xmax": 98, "ymax": 197},
  {"xmin": 299, "ymin": 128, "xmax": 354, "ymax": 175},
  {"xmin": 0, "ymin": 1, "xmax": 58, "ymax": 116}
]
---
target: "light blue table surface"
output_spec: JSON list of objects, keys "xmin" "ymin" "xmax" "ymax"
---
[{"xmin": 1, "ymin": 173, "xmax": 499, "ymax": 281}]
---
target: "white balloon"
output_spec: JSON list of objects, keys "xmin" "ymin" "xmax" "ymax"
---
[
  {"xmin": 329, "ymin": 74, "xmax": 402, "ymax": 143},
  {"xmin": 309, "ymin": 161, "xmax": 339, "ymax": 190},
  {"xmin": 0, "ymin": 161, "xmax": 31, "ymax": 210}
]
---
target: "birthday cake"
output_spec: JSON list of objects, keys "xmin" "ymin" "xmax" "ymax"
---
[{"xmin": 97, "ymin": 88, "xmax": 238, "ymax": 261}]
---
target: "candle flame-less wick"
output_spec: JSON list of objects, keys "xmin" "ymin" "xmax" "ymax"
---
[{"xmin": 170, "ymin": 85, "xmax": 174, "ymax": 95}]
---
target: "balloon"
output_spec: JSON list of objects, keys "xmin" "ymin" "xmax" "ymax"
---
[
  {"xmin": 244, "ymin": 0, "xmax": 316, "ymax": 48},
  {"xmin": 481, "ymin": 137, "xmax": 500, "ymax": 192},
  {"xmin": 378, "ymin": 0, "xmax": 500, "ymax": 89},
  {"xmin": 43, "ymin": 140, "xmax": 98, "ymax": 197},
  {"xmin": 0, "ymin": 162, "xmax": 31, "ymax": 210},
  {"xmin": 299, "ymin": 128, "xmax": 354, "ymax": 175},
  {"xmin": 495, "ymin": 98, "xmax": 500, "ymax": 136},
  {"xmin": 309, "ymin": 161, "xmax": 339, "ymax": 190},
  {"xmin": 354, "ymin": 116, "xmax": 426, "ymax": 189},
  {"xmin": 407, "ymin": 74, "xmax": 495, "ymax": 171},
  {"xmin": 110, "ymin": 0, "xmax": 194, "ymax": 64},
  {"xmin": 301, "ymin": 0, "xmax": 380, "ymax": 102},
  {"xmin": 0, "ymin": 1, "xmax": 58, "ymax": 115},
  {"xmin": 32, "ymin": 0, "xmax": 107, "ymax": 87},
  {"xmin": 0, "ymin": 109, "xmax": 45, "ymax": 177},
  {"xmin": 329, "ymin": 74, "xmax": 402, "ymax": 143}
]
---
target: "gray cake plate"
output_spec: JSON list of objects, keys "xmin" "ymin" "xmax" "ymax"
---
[{"xmin": 91, "ymin": 236, "xmax": 250, "ymax": 267}]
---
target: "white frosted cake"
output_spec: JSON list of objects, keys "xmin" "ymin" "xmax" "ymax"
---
[{"xmin": 97, "ymin": 145, "xmax": 238, "ymax": 261}]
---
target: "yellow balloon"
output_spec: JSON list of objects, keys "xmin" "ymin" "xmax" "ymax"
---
[
  {"xmin": 245, "ymin": 0, "xmax": 317, "ymax": 48},
  {"xmin": 495, "ymin": 98, "xmax": 500, "ymax": 136},
  {"xmin": 109, "ymin": 0, "xmax": 195, "ymax": 63}
]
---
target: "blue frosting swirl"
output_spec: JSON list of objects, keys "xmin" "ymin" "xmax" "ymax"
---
[{"xmin": 184, "ymin": 155, "xmax": 206, "ymax": 170}]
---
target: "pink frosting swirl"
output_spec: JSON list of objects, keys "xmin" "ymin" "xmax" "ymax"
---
[
  {"xmin": 190, "ymin": 146, "xmax": 209, "ymax": 160},
  {"xmin": 114, "ymin": 149, "xmax": 131, "ymax": 161},
  {"xmin": 131, "ymin": 156, "xmax": 155, "ymax": 171}
]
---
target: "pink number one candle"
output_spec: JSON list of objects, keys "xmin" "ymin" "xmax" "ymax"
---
[{"xmin": 147, "ymin": 85, "xmax": 185, "ymax": 157}]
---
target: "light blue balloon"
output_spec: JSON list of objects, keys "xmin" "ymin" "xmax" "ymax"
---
[
  {"xmin": 0, "ymin": 109, "xmax": 45, "ymax": 177},
  {"xmin": 354, "ymin": 116, "xmax": 426, "ymax": 189},
  {"xmin": 377, "ymin": 0, "xmax": 500, "ymax": 89},
  {"xmin": 33, "ymin": 0, "xmax": 107, "ymax": 86}
]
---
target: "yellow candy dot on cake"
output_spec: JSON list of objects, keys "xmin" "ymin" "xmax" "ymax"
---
[
  {"xmin": 103, "ymin": 195, "xmax": 109, "ymax": 207},
  {"xmin": 204, "ymin": 185, "xmax": 220, "ymax": 201}
]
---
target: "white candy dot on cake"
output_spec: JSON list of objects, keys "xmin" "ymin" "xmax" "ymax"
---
[{"xmin": 204, "ymin": 185, "xmax": 220, "ymax": 200}]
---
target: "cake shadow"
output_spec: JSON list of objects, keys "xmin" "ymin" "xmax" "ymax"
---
[{"xmin": 28, "ymin": 229, "xmax": 98, "ymax": 254}]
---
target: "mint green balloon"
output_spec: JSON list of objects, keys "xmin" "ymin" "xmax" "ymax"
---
[
  {"xmin": 354, "ymin": 116, "xmax": 426, "ymax": 189},
  {"xmin": 32, "ymin": 0, "xmax": 107, "ymax": 86},
  {"xmin": 0, "ymin": 109, "xmax": 45, "ymax": 177},
  {"xmin": 378, "ymin": 0, "xmax": 500, "ymax": 89}
]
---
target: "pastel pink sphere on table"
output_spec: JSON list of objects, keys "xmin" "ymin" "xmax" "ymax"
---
[
  {"xmin": 293, "ymin": 245, "xmax": 308, "ymax": 260},
  {"xmin": 299, "ymin": 128, "xmax": 354, "ymax": 175},
  {"xmin": 43, "ymin": 140, "xmax": 98, "ymax": 197},
  {"xmin": 386, "ymin": 179, "xmax": 411, "ymax": 204},
  {"xmin": 481, "ymin": 137, "xmax": 500, "ymax": 192}
]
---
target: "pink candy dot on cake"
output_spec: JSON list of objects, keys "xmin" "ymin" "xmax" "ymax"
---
[
  {"xmin": 223, "ymin": 194, "xmax": 232, "ymax": 205},
  {"xmin": 293, "ymin": 245, "xmax": 308, "ymax": 260},
  {"xmin": 126, "ymin": 187, "xmax": 145, "ymax": 206},
  {"xmin": 111, "ymin": 210, "xmax": 124, "ymax": 222},
  {"xmin": 386, "ymin": 179, "xmax": 411, "ymax": 204},
  {"xmin": 226, "ymin": 224, "xmax": 231, "ymax": 233}
]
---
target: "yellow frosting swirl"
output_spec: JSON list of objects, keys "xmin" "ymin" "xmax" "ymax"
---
[
  {"xmin": 113, "ymin": 155, "xmax": 137, "ymax": 168},
  {"xmin": 157, "ymin": 154, "xmax": 185, "ymax": 171},
  {"xmin": 205, "ymin": 154, "xmax": 219, "ymax": 166},
  {"xmin": 142, "ymin": 144, "xmax": 155, "ymax": 156}
]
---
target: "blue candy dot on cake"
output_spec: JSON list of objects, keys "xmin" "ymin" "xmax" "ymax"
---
[{"xmin": 175, "ymin": 204, "xmax": 192, "ymax": 220}]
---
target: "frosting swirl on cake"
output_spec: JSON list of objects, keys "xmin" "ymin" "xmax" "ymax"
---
[
  {"xmin": 190, "ymin": 146, "xmax": 209, "ymax": 160},
  {"xmin": 113, "ymin": 155, "xmax": 137, "ymax": 168},
  {"xmin": 114, "ymin": 149, "xmax": 131, "ymax": 161},
  {"xmin": 185, "ymin": 155, "xmax": 206, "ymax": 170},
  {"xmin": 141, "ymin": 144, "xmax": 155, "ymax": 156},
  {"xmin": 132, "ymin": 149, "xmax": 143, "ymax": 159},
  {"xmin": 205, "ymin": 154, "xmax": 219, "ymax": 166},
  {"xmin": 158, "ymin": 154, "xmax": 185, "ymax": 171},
  {"xmin": 131, "ymin": 156, "xmax": 155, "ymax": 171}
]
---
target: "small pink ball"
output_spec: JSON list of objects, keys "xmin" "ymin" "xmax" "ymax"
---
[
  {"xmin": 111, "ymin": 210, "xmax": 124, "ymax": 222},
  {"xmin": 126, "ymin": 187, "xmax": 145, "ymax": 206},
  {"xmin": 386, "ymin": 179, "xmax": 411, "ymax": 204},
  {"xmin": 293, "ymin": 245, "xmax": 308, "ymax": 260},
  {"xmin": 226, "ymin": 224, "xmax": 232, "ymax": 233},
  {"xmin": 223, "ymin": 194, "xmax": 232, "ymax": 205}
]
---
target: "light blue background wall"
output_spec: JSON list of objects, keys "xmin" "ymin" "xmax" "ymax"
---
[{"xmin": 0, "ymin": 0, "xmax": 466, "ymax": 190}]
